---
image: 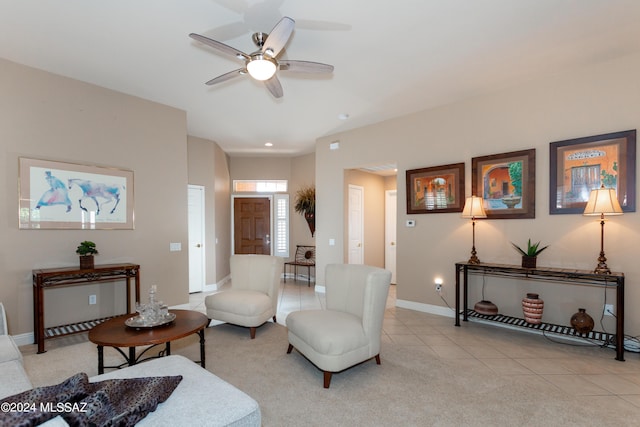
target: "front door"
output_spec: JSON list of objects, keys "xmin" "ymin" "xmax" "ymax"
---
[{"xmin": 234, "ymin": 197, "xmax": 271, "ymax": 254}]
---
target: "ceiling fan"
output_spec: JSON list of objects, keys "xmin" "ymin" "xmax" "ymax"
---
[{"xmin": 189, "ymin": 16, "xmax": 334, "ymax": 98}]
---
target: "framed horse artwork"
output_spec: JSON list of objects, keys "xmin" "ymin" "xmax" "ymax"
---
[{"xmin": 18, "ymin": 157, "xmax": 134, "ymax": 229}]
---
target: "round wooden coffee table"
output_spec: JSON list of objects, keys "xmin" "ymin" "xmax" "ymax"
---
[{"xmin": 88, "ymin": 309, "xmax": 209, "ymax": 374}]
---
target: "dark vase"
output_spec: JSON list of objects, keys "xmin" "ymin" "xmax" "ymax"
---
[
  {"xmin": 521, "ymin": 256, "xmax": 537, "ymax": 269},
  {"xmin": 570, "ymin": 308, "xmax": 594, "ymax": 334},
  {"xmin": 474, "ymin": 300, "xmax": 498, "ymax": 316},
  {"xmin": 522, "ymin": 293, "xmax": 544, "ymax": 324},
  {"xmin": 79, "ymin": 255, "xmax": 94, "ymax": 270},
  {"xmin": 304, "ymin": 212, "xmax": 315, "ymax": 237}
]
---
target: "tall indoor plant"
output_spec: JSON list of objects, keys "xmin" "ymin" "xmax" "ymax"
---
[{"xmin": 294, "ymin": 185, "xmax": 315, "ymax": 237}]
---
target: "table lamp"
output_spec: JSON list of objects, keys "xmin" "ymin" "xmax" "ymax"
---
[
  {"xmin": 583, "ymin": 184, "xmax": 623, "ymax": 274},
  {"xmin": 461, "ymin": 196, "xmax": 487, "ymax": 264}
]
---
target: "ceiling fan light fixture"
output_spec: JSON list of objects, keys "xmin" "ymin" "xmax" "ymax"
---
[{"xmin": 247, "ymin": 55, "xmax": 277, "ymax": 81}]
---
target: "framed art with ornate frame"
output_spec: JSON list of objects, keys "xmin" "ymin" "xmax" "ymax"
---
[
  {"xmin": 549, "ymin": 130, "xmax": 636, "ymax": 214},
  {"xmin": 406, "ymin": 162, "xmax": 465, "ymax": 214},
  {"xmin": 471, "ymin": 149, "xmax": 535, "ymax": 219},
  {"xmin": 19, "ymin": 157, "xmax": 134, "ymax": 229}
]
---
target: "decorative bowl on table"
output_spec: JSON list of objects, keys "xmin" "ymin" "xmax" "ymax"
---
[{"xmin": 125, "ymin": 312, "xmax": 176, "ymax": 329}]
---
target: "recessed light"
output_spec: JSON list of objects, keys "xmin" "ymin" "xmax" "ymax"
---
[
  {"xmin": 265, "ymin": 142, "xmax": 273, "ymax": 147},
  {"xmin": 337, "ymin": 113, "xmax": 349, "ymax": 120}
]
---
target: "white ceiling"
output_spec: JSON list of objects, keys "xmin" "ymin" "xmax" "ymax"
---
[{"xmin": 2, "ymin": 1, "xmax": 640, "ymax": 157}]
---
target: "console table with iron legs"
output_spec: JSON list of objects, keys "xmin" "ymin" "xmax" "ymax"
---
[{"xmin": 455, "ymin": 262, "xmax": 625, "ymax": 361}]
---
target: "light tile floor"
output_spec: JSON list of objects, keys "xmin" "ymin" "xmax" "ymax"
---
[{"xmin": 190, "ymin": 279, "xmax": 640, "ymax": 411}]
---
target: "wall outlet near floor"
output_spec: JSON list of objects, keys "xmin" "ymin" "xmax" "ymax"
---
[
  {"xmin": 89, "ymin": 295, "xmax": 97, "ymax": 305},
  {"xmin": 604, "ymin": 304, "xmax": 614, "ymax": 316}
]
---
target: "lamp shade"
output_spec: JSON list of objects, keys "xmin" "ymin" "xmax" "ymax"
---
[
  {"xmin": 583, "ymin": 185, "xmax": 623, "ymax": 216},
  {"xmin": 461, "ymin": 196, "xmax": 487, "ymax": 219},
  {"xmin": 247, "ymin": 57, "xmax": 277, "ymax": 81}
]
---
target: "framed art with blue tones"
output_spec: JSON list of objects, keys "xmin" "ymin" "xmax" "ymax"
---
[{"xmin": 19, "ymin": 157, "xmax": 134, "ymax": 229}]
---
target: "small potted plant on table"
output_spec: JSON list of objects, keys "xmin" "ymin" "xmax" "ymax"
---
[
  {"xmin": 511, "ymin": 239, "xmax": 548, "ymax": 269},
  {"xmin": 76, "ymin": 240, "xmax": 98, "ymax": 270}
]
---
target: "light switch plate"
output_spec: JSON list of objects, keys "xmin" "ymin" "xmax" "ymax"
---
[{"xmin": 169, "ymin": 242, "xmax": 181, "ymax": 251}]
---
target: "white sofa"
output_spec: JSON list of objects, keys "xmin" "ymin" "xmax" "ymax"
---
[
  {"xmin": 0, "ymin": 303, "xmax": 33, "ymax": 400},
  {"xmin": 0, "ymin": 303, "xmax": 261, "ymax": 426}
]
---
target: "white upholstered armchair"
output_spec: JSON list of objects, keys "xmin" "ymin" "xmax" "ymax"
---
[
  {"xmin": 205, "ymin": 255, "xmax": 284, "ymax": 339},
  {"xmin": 286, "ymin": 264, "xmax": 392, "ymax": 388}
]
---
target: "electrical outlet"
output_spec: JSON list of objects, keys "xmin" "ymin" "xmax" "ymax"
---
[
  {"xmin": 435, "ymin": 284, "xmax": 442, "ymax": 292},
  {"xmin": 89, "ymin": 295, "xmax": 97, "ymax": 305},
  {"xmin": 604, "ymin": 304, "xmax": 614, "ymax": 316}
]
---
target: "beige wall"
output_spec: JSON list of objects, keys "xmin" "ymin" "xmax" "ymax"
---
[
  {"xmin": 317, "ymin": 52, "xmax": 640, "ymax": 335},
  {"xmin": 229, "ymin": 154, "xmax": 316, "ymax": 259},
  {"xmin": 214, "ymin": 148, "xmax": 232, "ymax": 280},
  {"xmin": 1, "ymin": 59, "xmax": 189, "ymax": 335},
  {"xmin": 230, "ymin": 156, "xmax": 292, "ymax": 181},
  {"xmin": 384, "ymin": 175, "xmax": 397, "ymax": 192},
  {"xmin": 187, "ymin": 136, "xmax": 231, "ymax": 285}
]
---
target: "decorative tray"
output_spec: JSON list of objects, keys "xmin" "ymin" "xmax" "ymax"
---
[{"xmin": 125, "ymin": 312, "xmax": 176, "ymax": 329}]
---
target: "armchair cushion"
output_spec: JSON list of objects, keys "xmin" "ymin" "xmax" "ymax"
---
[
  {"xmin": 206, "ymin": 290, "xmax": 272, "ymax": 327},
  {"xmin": 285, "ymin": 310, "xmax": 367, "ymax": 356}
]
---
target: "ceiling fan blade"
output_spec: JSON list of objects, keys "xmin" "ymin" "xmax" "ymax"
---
[
  {"xmin": 279, "ymin": 60, "xmax": 334, "ymax": 73},
  {"xmin": 189, "ymin": 33, "xmax": 249, "ymax": 60},
  {"xmin": 205, "ymin": 69, "xmax": 245, "ymax": 86},
  {"xmin": 262, "ymin": 16, "xmax": 294, "ymax": 57},
  {"xmin": 264, "ymin": 75, "xmax": 283, "ymax": 98}
]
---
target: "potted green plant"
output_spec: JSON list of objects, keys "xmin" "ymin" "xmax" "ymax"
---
[
  {"xmin": 294, "ymin": 185, "xmax": 315, "ymax": 236},
  {"xmin": 76, "ymin": 240, "xmax": 98, "ymax": 270},
  {"xmin": 511, "ymin": 239, "xmax": 548, "ymax": 269}
]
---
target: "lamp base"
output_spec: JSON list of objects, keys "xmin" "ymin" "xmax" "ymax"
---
[
  {"xmin": 594, "ymin": 251, "xmax": 611, "ymax": 274},
  {"xmin": 467, "ymin": 247, "xmax": 480, "ymax": 264}
]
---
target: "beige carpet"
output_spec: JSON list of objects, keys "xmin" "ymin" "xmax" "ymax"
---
[{"xmin": 23, "ymin": 324, "xmax": 638, "ymax": 426}]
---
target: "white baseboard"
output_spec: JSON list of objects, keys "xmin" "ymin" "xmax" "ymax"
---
[
  {"xmin": 395, "ymin": 299, "xmax": 456, "ymax": 318},
  {"xmin": 13, "ymin": 332, "xmax": 34, "ymax": 346},
  {"xmin": 201, "ymin": 274, "xmax": 230, "ymax": 293}
]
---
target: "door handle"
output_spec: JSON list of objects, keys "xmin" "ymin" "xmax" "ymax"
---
[
  {"xmin": 391, "ymin": 242, "xmax": 395, "ymax": 246},
  {"xmin": 265, "ymin": 234, "xmax": 270, "ymax": 245},
  {"xmin": 196, "ymin": 244, "xmax": 202, "ymax": 248}
]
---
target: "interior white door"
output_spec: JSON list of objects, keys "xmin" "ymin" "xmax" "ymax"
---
[
  {"xmin": 188, "ymin": 185, "xmax": 205, "ymax": 293},
  {"xmin": 348, "ymin": 185, "xmax": 364, "ymax": 264},
  {"xmin": 385, "ymin": 190, "xmax": 397, "ymax": 284}
]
